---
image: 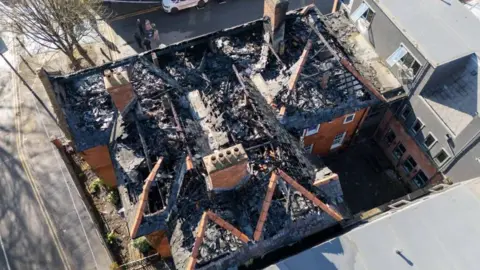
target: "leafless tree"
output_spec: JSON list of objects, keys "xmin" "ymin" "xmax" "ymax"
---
[{"xmin": 0, "ymin": 0, "xmax": 112, "ymax": 70}]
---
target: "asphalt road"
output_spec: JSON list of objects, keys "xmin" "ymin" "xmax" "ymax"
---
[
  {"xmin": 107, "ymin": 0, "xmax": 335, "ymax": 54},
  {"xmin": 0, "ymin": 40, "xmax": 111, "ymax": 270}
]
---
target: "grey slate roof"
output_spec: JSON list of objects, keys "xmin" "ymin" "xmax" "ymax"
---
[
  {"xmin": 377, "ymin": 0, "xmax": 480, "ymax": 66},
  {"xmin": 267, "ymin": 177, "xmax": 480, "ymax": 270}
]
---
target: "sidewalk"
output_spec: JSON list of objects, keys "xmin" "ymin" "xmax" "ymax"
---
[{"xmin": 14, "ymin": 47, "xmax": 113, "ymax": 269}]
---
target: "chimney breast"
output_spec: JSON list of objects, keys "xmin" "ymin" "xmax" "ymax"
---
[
  {"xmin": 264, "ymin": 0, "xmax": 289, "ymax": 52},
  {"xmin": 203, "ymin": 144, "xmax": 250, "ymax": 192},
  {"xmin": 103, "ymin": 69, "xmax": 137, "ymax": 115}
]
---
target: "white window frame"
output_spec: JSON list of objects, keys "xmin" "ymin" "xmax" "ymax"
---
[
  {"xmin": 411, "ymin": 118, "xmax": 424, "ymax": 134},
  {"xmin": 304, "ymin": 144, "xmax": 314, "ymax": 153},
  {"xmin": 434, "ymin": 148, "xmax": 450, "ymax": 166},
  {"xmin": 303, "ymin": 124, "xmax": 320, "ymax": 137},
  {"xmin": 387, "ymin": 43, "xmax": 421, "ymax": 76},
  {"xmin": 387, "ymin": 45, "xmax": 408, "ymax": 67},
  {"xmin": 351, "ymin": 2, "xmax": 374, "ymax": 23},
  {"xmin": 331, "ymin": 131, "xmax": 347, "ymax": 149},
  {"xmin": 343, "ymin": 113, "xmax": 356, "ymax": 124},
  {"xmin": 359, "ymin": 4, "xmax": 375, "ymax": 25},
  {"xmin": 400, "ymin": 105, "xmax": 411, "ymax": 120},
  {"xmin": 423, "ymin": 133, "xmax": 437, "ymax": 149}
]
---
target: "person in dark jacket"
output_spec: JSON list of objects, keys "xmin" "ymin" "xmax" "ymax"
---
[
  {"xmin": 134, "ymin": 32, "xmax": 143, "ymax": 49},
  {"xmin": 143, "ymin": 37, "xmax": 151, "ymax": 51},
  {"xmin": 136, "ymin": 19, "xmax": 145, "ymax": 36}
]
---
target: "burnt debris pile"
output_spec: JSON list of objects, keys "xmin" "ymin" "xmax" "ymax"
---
[
  {"xmin": 63, "ymin": 73, "xmax": 116, "ymax": 150},
  {"xmin": 270, "ymin": 15, "xmax": 373, "ymax": 115}
]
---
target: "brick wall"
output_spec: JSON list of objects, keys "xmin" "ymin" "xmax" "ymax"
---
[
  {"xmin": 303, "ymin": 108, "xmax": 369, "ymax": 156},
  {"xmin": 375, "ymin": 109, "xmax": 440, "ymax": 188},
  {"xmin": 80, "ymin": 145, "xmax": 117, "ymax": 187},
  {"xmin": 146, "ymin": 230, "xmax": 171, "ymax": 257},
  {"xmin": 208, "ymin": 161, "xmax": 249, "ymax": 190},
  {"xmin": 263, "ymin": 0, "xmax": 289, "ymax": 31},
  {"xmin": 107, "ymin": 84, "xmax": 135, "ymax": 113}
]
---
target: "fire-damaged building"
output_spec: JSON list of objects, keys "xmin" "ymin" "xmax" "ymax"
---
[
  {"xmin": 36, "ymin": 1, "xmax": 440, "ymax": 269},
  {"xmin": 338, "ymin": 0, "xmax": 480, "ymax": 189}
]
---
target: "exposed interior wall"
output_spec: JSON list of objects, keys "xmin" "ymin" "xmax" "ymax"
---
[
  {"xmin": 354, "ymin": 103, "xmax": 388, "ymax": 141},
  {"xmin": 146, "ymin": 230, "xmax": 172, "ymax": 258},
  {"xmin": 80, "ymin": 145, "xmax": 117, "ymax": 187},
  {"xmin": 303, "ymin": 108, "xmax": 369, "ymax": 156},
  {"xmin": 375, "ymin": 109, "xmax": 439, "ymax": 189}
]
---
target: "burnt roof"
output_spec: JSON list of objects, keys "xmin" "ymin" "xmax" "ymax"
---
[{"xmin": 45, "ymin": 7, "xmax": 378, "ymax": 269}]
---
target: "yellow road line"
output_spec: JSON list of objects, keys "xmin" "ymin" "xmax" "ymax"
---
[
  {"xmin": 11, "ymin": 47, "xmax": 71, "ymax": 270},
  {"xmin": 110, "ymin": 6, "xmax": 162, "ymax": 22}
]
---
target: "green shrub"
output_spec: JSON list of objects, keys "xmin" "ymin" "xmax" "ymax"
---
[
  {"xmin": 109, "ymin": 262, "xmax": 119, "ymax": 270},
  {"xmin": 132, "ymin": 236, "xmax": 151, "ymax": 253},
  {"xmin": 107, "ymin": 190, "xmax": 119, "ymax": 205},
  {"xmin": 106, "ymin": 231, "xmax": 117, "ymax": 245},
  {"xmin": 88, "ymin": 178, "xmax": 103, "ymax": 194}
]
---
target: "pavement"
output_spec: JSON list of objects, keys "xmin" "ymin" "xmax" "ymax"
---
[
  {"xmin": 0, "ymin": 38, "xmax": 111, "ymax": 270},
  {"xmin": 102, "ymin": 0, "xmax": 336, "ymax": 59}
]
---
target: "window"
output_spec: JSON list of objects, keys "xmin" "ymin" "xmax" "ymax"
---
[
  {"xmin": 392, "ymin": 143, "xmax": 406, "ymax": 160},
  {"xmin": 361, "ymin": 7, "xmax": 375, "ymax": 23},
  {"xmin": 411, "ymin": 118, "xmax": 424, "ymax": 134},
  {"xmin": 424, "ymin": 133, "xmax": 437, "ymax": 149},
  {"xmin": 384, "ymin": 129, "xmax": 396, "ymax": 145},
  {"xmin": 399, "ymin": 53, "xmax": 421, "ymax": 76},
  {"xmin": 304, "ymin": 144, "xmax": 313, "ymax": 153},
  {"xmin": 402, "ymin": 156, "xmax": 417, "ymax": 174},
  {"xmin": 386, "ymin": 44, "xmax": 421, "ymax": 76},
  {"xmin": 344, "ymin": 113, "xmax": 356, "ymax": 124},
  {"xmin": 303, "ymin": 124, "xmax": 320, "ymax": 137},
  {"xmin": 350, "ymin": 2, "xmax": 375, "ymax": 24},
  {"xmin": 331, "ymin": 132, "xmax": 347, "ymax": 149},
  {"xmin": 412, "ymin": 170, "xmax": 428, "ymax": 188},
  {"xmin": 401, "ymin": 105, "xmax": 411, "ymax": 120},
  {"xmin": 435, "ymin": 149, "xmax": 450, "ymax": 165}
]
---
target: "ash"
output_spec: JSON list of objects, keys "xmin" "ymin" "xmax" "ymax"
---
[{"xmin": 63, "ymin": 74, "xmax": 115, "ymax": 150}]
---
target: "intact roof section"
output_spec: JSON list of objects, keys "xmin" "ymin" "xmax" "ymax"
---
[
  {"xmin": 374, "ymin": 0, "xmax": 480, "ymax": 66},
  {"xmin": 267, "ymin": 177, "xmax": 480, "ymax": 270},
  {"xmin": 421, "ymin": 53, "xmax": 480, "ymax": 135}
]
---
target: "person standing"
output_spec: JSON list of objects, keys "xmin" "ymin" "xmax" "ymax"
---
[
  {"xmin": 134, "ymin": 32, "xmax": 143, "ymax": 49},
  {"xmin": 143, "ymin": 37, "xmax": 152, "ymax": 51},
  {"xmin": 136, "ymin": 19, "xmax": 145, "ymax": 36},
  {"xmin": 152, "ymin": 23, "xmax": 160, "ymax": 48}
]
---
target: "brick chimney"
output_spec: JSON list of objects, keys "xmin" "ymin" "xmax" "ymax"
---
[
  {"xmin": 103, "ymin": 69, "xmax": 137, "ymax": 115},
  {"xmin": 203, "ymin": 144, "xmax": 250, "ymax": 192},
  {"xmin": 264, "ymin": 0, "xmax": 289, "ymax": 53}
]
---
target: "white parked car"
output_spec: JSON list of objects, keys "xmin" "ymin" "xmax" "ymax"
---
[{"xmin": 162, "ymin": 0, "xmax": 209, "ymax": 13}]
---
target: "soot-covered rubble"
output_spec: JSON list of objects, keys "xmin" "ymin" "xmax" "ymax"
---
[
  {"xmin": 258, "ymin": 13, "xmax": 380, "ymax": 133},
  {"xmin": 62, "ymin": 73, "xmax": 116, "ymax": 151},
  {"xmin": 46, "ymin": 7, "xmax": 382, "ymax": 270}
]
